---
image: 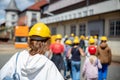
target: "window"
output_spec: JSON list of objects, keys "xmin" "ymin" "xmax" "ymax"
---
[
  {"xmin": 73, "ymin": 13, "xmax": 76, "ymax": 18},
  {"xmin": 15, "ymin": 37, "xmax": 28, "ymax": 42},
  {"xmin": 78, "ymin": 12, "xmax": 81, "ymax": 17},
  {"xmin": 79, "ymin": 23, "xmax": 86, "ymax": 36},
  {"xmin": 89, "ymin": 9, "xmax": 94, "ymax": 15},
  {"xmin": 41, "ymin": 4, "xmax": 49, "ymax": 13},
  {"xmin": 70, "ymin": 25, "xmax": 76, "ymax": 35},
  {"xmin": 31, "ymin": 19, "xmax": 37, "ymax": 26},
  {"xmin": 51, "ymin": 27, "xmax": 56, "ymax": 35},
  {"xmin": 32, "ymin": 13, "xmax": 37, "ymax": 19},
  {"xmin": 12, "ymin": 14, "xmax": 16, "ymax": 19},
  {"xmin": 12, "ymin": 22, "xmax": 16, "ymax": 26},
  {"xmin": 63, "ymin": 25, "xmax": 66, "ymax": 35},
  {"xmin": 109, "ymin": 19, "xmax": 120, "ymax": 36},
  {"xmin": 83, "ymin": 11, "xmax": 88, "ymax": 16}
]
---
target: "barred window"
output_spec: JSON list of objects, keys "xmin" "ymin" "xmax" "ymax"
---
[
  {"xmin": 109, "ymin": 19, "xmax": 120, "ymax": 36},
  {"xmin": 63, "ymin": 25, "xmax": 66, "ymax": 35},
  {"xmin": 70, "ymin": 24, "xmax": 76, "ymax": 35},
  {"xmin": 79, "ymin": 23, "xmax": 86, "ymax": 36}
]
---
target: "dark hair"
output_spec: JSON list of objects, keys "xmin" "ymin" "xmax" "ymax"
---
[
  {"xmin": 73, "ymin": 43, "xmax": 79, "ymax": 46},
  {"xmin": 28, "ymin": 36, "xmax": 51, "ymax": 55}
]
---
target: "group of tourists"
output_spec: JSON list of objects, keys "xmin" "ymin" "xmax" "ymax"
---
[
  {"xmin": 0, "ymin": 22, "xmax": 112, "ymax": 80},
  {"xmin": 54, "ymin": 33, "xmax": 112, "ymax": 80}
]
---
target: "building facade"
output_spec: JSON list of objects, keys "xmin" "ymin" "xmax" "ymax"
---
[
  {"xmin": 40, "ymin": 0, "xmax": 120, "ymax": 56},
  {"xmin": 5, "ymin": 0, "xmax": 48, "ymax": 39}
]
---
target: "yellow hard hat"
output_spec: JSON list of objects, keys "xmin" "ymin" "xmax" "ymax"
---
[
  {"xmin": 80, "ymin": 35, "xmax": 85, "ymax": 39},
  {"xmin": 89, "ymin": 38, "xmax": 95, "ymax": 44},
  {"xmin": 101, "ymin": 36, "xmax": 107, "ymax": 41},
  {"xmin": 74, "ymin": 36, "xmax": 79, "ymax": 40},
  {"xmin": 71, "ymin": 33, "xmax": 74, "ymax": 37},
  {"xmin": 89, "ymin": 36, "xmax": 94, "ymax": 39},
  {"xmin": 94, "ymin": 36, "xmax": 97, "ymax": 39},
  {"xmin": 65, "ymin": 39, "xmax": 72, "ymax": 45},
  {"xmin": 85, "ymin": 36, "xmax": 89, "ymax": 40},
  {"xmin": 56, "ymin": 34, "xmax": 62, "ymax": 39},
  {"xmin": 73, "ymin": 39, "xmax": 79, "ymax": 44},
  {"xmin": 29, "ymin": 22, "xmax": 51, "ymax": 38}
]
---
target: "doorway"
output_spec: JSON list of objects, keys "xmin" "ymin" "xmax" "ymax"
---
[{"xmin": 88, "ymin": 20, "xmax": 104, "ymax": 37}]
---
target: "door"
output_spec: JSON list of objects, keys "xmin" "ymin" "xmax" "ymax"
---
[{"xmin": 88, "ymin": 20, "xmax": 104, "ymax": 37}]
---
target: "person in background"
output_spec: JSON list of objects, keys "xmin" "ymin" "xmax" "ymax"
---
[
  {"xmin": 84, "ymin": 36, "xmax": 89, "ymax": 52},
  {"xmin": 85, "ymin": 38, "xmax": 97, "ymax": 57},
  {"xmin": 50, "ymin": 34, "xmax": 65, "ymax": 74},
  {"xmin": 82, "ymin": 46, "xmax": 102, "ymax": 80},
  {"xmin": 96, "ymin": 36, "xmax": 112, "ymax": 80},
  {"xmin": 69, "ymin": 33, "xmax": 75, "ymax": 43},
  {"xmin": 68, "ymin": 38, "xmax": 85, "ymax": 80},
  {"xmin": 74, "ymin": 36, "xmax": 79, "ymax": 41},
  {"xmin": 94, "ymin": 35, "xmax": 98, "ymax": 45},
  {"xmin": 79, "ymin": 35, "xmax": 85, "ymax": 51},
  {"xmin": 61, "ymin": 35, "xmax": 68, "ymax": 45},
  {"xmin": 63, "ymin": 39, "xmax": 72, "ymax": 79},
  {"xmin": 0, "ymin": 23, "xmax": 64, "ymax": 80}
]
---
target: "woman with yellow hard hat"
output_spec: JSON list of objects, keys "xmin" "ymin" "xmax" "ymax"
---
[
  {"xmin": 79, "ymin": 35, "xmax": 85, "ymax": 51},
  {"xmin": 69, "ymin": 33, "xmax": 75, "ymax": 42},
  {"xmin": 0, "ymin": 22, "xmax": 64, "ymax": 80},
  {"xmin": 67, "ymin": 38, "xmax": 85, "ymax": 80},
  {"xmin": 63, "ymin": 39, "xmax": 72, "ymax": 79}
]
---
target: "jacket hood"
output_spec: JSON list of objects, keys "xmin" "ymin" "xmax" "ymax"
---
[
  {"xmin": 100, "ymin": 42, "xmax": 108, "ymax": 49},
  {"xmin": 21, "ymin": 50, "xmax": 48, "ymax": 76}
]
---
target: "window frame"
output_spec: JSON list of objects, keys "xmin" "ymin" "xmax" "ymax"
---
[
  {"xmin": 109, "ymin": 19, "xmax": 120, "ymax": 37},
  {"xmin": 79, "ymin": 23, "xmax": 86, "ymax": 36},
  {"xmin": 70, "ymin": 24, "xmax": 76, "ymax": 35}
]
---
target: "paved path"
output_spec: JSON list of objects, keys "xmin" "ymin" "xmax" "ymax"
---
[
  {"xmin": 0, "ymin": 53, "xmax": 120, "ymax": 80},
  {"xmin": 0, "ymin": 43, "xmax": 25, "ymax": 54}
]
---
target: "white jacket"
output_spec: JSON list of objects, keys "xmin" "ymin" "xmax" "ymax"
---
[{"xmin": 0, "ymin": 50, "xmax": 64, "ymax": 80}]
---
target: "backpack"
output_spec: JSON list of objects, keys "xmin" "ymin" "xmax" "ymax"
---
[{"xmin": 3, "ymin": 52, "xmax": 20, "ymax": 80}]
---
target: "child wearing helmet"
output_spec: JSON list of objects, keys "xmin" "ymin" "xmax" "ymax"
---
[
  {"xmin": 0, "ymin": 23, "xmax": 64, "ymax": 80},
  {"xmin": 82, "ymin": 46, "xmax": 102, "ymax": 80},
  {"xmin": 69, "ymin": 33, "xmax": 75, "ymax": 43},
  {"xmin": 85, "ymin": 38, "xmax": 97, "ymax": 57}
]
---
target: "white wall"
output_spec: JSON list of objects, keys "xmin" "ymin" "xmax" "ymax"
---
[
  {"xmin": 6, "ymin": 11, "xmax": 18, "ymax": 27},
  {"xmin": 26, "ymin": 11, "xmax": 40, "ymax": 27},
  {"xmin": 108, "ymin": 41, "xmax": 120, "ymax": 56},
  {"xmin": 41, "ymin": 0, "xmax": 120, "ymax": 24}
]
